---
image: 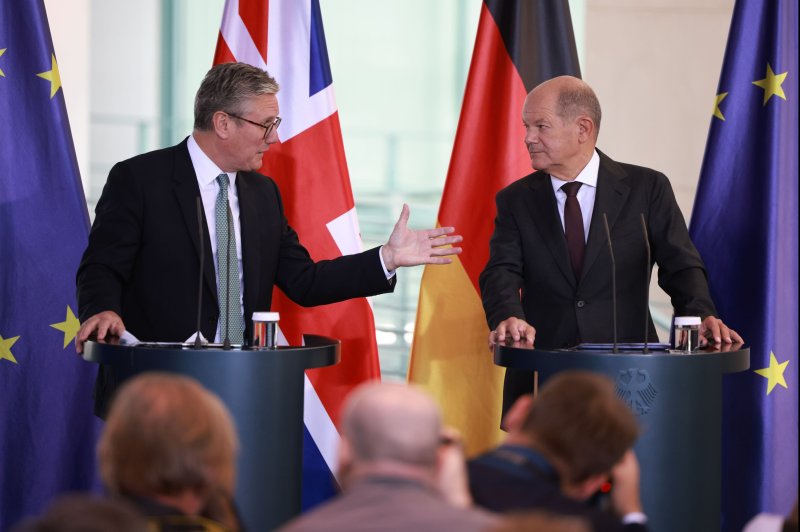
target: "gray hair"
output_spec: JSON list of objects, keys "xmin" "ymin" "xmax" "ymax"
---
[
  {"xmin": 557, "ymin": 80, "xmax": 602, "ymax": 136},
  {"xmin": 194, "ymin": 62, "xmax": 279, "ymax": 130}
]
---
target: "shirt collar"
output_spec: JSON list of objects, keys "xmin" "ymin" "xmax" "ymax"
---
[
  {"xmin": 550, "ymin": 149, "xmax": 600, "ymax": 193},
  {"xmin": 187, "ymin": 134, "xmax": 236, "ymax": 188}
]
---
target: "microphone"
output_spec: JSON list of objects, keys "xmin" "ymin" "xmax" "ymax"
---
[
  {"xmin": 194, "ymin": 197, "xmax": 205, "ymax": 349},
  {"xmin": 602, "ymin": 213, "xmax": 618, "ymax": 354},
  {"xmin": 222, "ymin": 205, "xmax": 233, "ymax": 350},
  {"xmin": 640, "ymin": 213, "xmax": 651, "ymax": 354}
]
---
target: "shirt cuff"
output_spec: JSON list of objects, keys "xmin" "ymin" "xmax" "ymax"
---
[
  {"xmin": 621, "ymin": 512, "xmax": 648, "ymax": 525},
  {"xmin": 378, "ymin": 246, "xmax": 396, "ymax": 280}
]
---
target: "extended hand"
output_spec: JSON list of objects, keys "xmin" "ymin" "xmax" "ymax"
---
[
  {"xmin": 701, "ymin": 316, "xmax": 743, "ymax": 345},
  {"xmin": 488, "ymin": 317, "xmax": 536, "ymax": 350},
  {"xmin": 75, "ymin": 310, "xmax": 125, "ymax": 354},
  {"xmin": 380, "ymin": 204, "xmax": 463, "ymax": 271}
]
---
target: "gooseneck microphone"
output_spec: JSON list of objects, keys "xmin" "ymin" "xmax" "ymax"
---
[
  {"xmin": 640, "ymin": 213, "xmax": 651, "ymax": 354},
  {"xmin": 602, "ymin": 213, "xmax": 619, "ymax": 354},
  {"xmin": 222, "ymin": 205, "xmax": 233, "ymax": 350},
  {"xmin": 194, "ymin": 197, "xmax": 205, "ymax": 349}
]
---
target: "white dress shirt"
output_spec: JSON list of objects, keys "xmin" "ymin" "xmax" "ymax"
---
[
  {"xmin": 187, "ymin": 135, "xmax": 243, "ymax": 342},
  {"xmin": 549, "ymin": 150, "xmax": 600, "ymax": 243}
]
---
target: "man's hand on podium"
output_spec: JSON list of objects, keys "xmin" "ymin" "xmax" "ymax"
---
[
  {"xmin": 700, "ymin": 315, "xmax": 743, "ymax": 345},
  {"xmin": 76, "ymin": 310, "xmax": 125, "ymax": 354},
  {"xmin": 488, "ymin": 317, "xmax": 536, "ymax": 350}
]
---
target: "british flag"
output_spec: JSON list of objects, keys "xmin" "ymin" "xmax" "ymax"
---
[{"xmin": 214, "ymin": 0, "xmax": 381, "ymax": 508}]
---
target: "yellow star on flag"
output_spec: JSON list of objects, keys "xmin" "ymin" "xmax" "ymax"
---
[
  {"xmin": 752, "ymin": 63, "xmax": 788, "ymax": 105},
  {"xmin": 50, "ymin": 306, "xmax": 81, "ymax": 349},
  {"xmin": 0, "ymin": 48, "xmax": 7, "ymax": 77},
  {"xmin": 36, "ymin": 53, "xmax": 62, "ymax": 99},
  {"xmin": 1, "ymin": 334, "xmax": 20, "ymax": 365},
  {"xmin": 754, "ymin": 351, "xmax": 790, "ymax": 395},
  {"xmin": 713, "ymin": 92, "xmax": 728, "ymax": 120}
]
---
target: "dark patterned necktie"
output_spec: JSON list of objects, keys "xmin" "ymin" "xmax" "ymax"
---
[
  {"xmin": 215, "ymin": 174, "xmax": 244, "ymax": 344},
  {"xmin": 561, "ymin": 181, "xmax": 585, "ymax": 279}
]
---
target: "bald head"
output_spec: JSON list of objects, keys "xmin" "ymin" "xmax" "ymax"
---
[
  {"xmin": 528, "ymin": 76, "xmax": 601, "ymax": 137},
  {"xmin": 341, "ymin": 382, "xmax": 442, "ymax": 468}
]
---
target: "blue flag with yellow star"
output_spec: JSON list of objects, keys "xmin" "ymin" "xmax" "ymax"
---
[
  {"xmin": 689, "ymin": 0, "xmax": 798, "ymax": 529},
  {"xmin": 0, "ymin": 1, "xmax": 101, "ymax": 527}
]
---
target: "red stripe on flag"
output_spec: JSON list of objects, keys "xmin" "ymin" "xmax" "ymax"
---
[
  {"xmin": 239, "ymin": 1, "xmax": 269, "ymax": 63},
  {"xmin": 264, "ymin": 112, "xmax": 379, "ymax": 425},
  {"xmin": 439, "ymin": 3, "xmax": 531, "ymax": 292},
  {"xmin": 213, "ymin": 33, "xmax": 237, "ymax": 64}
]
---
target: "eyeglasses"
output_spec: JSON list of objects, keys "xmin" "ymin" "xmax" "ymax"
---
[{"xmin": 225, "ymin": 112, "xmax": 282, "ymax": 141}]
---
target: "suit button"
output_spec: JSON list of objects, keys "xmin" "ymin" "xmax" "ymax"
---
[{"xmin": 576, "ymin": 300, "xmax": 585, "ymax": 308}]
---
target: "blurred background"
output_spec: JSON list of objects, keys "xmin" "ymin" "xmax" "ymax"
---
[{"xmin": 45, "ymin": 0, "xmax": 734, "ymax": 380}]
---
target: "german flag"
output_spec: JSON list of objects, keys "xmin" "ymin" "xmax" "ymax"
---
[{"xmin": 408, "ymin": 0, "xmax": 581, "ymax": 456}]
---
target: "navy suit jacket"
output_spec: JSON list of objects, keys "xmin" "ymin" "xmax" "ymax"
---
[{"xmin": 78, "ymin": 139, "xmax": 394, "ymax": 414}]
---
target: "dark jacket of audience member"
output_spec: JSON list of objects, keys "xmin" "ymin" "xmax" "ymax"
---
[{"xmin": 468, "ymin": 371, "xmax": 646, "ymax": 532}]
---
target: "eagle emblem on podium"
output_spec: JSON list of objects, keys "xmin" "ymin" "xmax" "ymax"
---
[{"xmin": 615, "ymin": 368, "xmax": 657, "ymax": 415}]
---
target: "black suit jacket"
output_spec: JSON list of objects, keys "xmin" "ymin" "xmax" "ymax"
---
[
  {"xmin": 468, "ymin": 446, "xmax": 648, "ymax": 532},
  {"xmin": 77, "ymin": 139, "xmax": 394, "ymax": 414},
  {"xmin": 479, "ymin": 150, "xmax": 716, "ymax": 411}
]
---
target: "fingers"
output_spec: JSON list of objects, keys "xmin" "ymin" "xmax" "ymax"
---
[
  {"xmin": 488, "ymin": 318, "xmax": 536, "ymax": 350},
  {"xmin": 75, "ymin": 311, "xmax": 125, "ymax": 354},
  {"xmin": 702, "ymin": 316, "xmax": 742, "ymax": 344},
  {"xmin": 426, "ymin": 226, "xmax": 456, "ymax": 238},
  {"xmin": 396, "ymin": 203, "xmax": 410, "ymax": 226}
]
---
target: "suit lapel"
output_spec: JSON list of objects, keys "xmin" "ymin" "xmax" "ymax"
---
[
  {"xmin": 236, "ymin": 173, "xmax": 260, "ymax": 323},
  {"xmin": 582, "ymin": 151, "xmax": 631, "ymax": 279},
  {"xmin": 173, "ymin": 140, "xmax": 217, "ymax": 298},
  {"xmin": 524, "ymin": 173, "xmax": 575, "ymax": 285}
]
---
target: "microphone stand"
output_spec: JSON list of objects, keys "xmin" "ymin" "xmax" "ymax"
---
[
  {"xmin": 194, "ymin": 197, "xmax": 205, "ymax": 349},
  {"xmin": 640, "ymin": 213, "xmax": 651, "ymax": 354},
  {"xmin": 602, "ymin": 213, "xmax": 618, "ymax": 354}
]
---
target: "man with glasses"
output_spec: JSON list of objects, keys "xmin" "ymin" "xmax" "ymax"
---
[{"xmin": 76, "ymin": 62, "xmax": 462, "ymax": 416}]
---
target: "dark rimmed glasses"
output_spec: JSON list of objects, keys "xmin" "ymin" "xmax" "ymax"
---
[{"xmin": 226, "ymin": 112, "xmax": 282, "ymax": 141}]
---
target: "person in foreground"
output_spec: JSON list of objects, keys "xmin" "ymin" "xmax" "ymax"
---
[
  {"xmin": 280, "ymin": 382, "xmax": 498, "ymax": 532},
  {"xmin": 468, "ymin": 371, "xmax": 647, "ymax": 532},
  {"xmin": 479, "ymin": 75, "xmax": 742, "ymax": 414},
  {"xmin": 98, "ymin": 372, "xmax": 242, "ymax": 531},
  {"xmin": 76, "ymin": 62, "xmax": 462, "ymax": 415}
]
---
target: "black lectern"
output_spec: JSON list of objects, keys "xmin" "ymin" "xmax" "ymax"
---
[
  {"xmin": 494, "ymin": 343, "xmax": 749, "ymax": 532},
  {"xmin": 83, "ymin": 335, "xmax": 340, "ymax": 531}
]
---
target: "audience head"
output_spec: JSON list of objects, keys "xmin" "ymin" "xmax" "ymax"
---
[
  {"xmin": 517, "ymin": 371, "xmax": 639, "ymax": 486},
  {"xmin": 339, "ymin": 382, "xmax": 443, "ymax": 480},
  {"xmin": 97, "ymin": 372, "xmax": 239, "ymax": 509},
  {"xmin": 523, "ymin": 75, "xmax": 601, "ymax": 180},
  {"xmin": 11, "ymin": 494, "xmax": 148, "ymax": 532}
]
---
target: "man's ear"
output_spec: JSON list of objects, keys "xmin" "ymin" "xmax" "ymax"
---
[
  {"xmin": 576, "ymin": 116, "xmax": 595, "ymax": 143},
  {"xmin": 212, "ymin": 111, "xmax": 232, "ymax": 139}
]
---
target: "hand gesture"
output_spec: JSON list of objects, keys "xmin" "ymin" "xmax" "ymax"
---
[{"xmin": 380, "ymin": 204, "xmax": 462, "ymax": 271}]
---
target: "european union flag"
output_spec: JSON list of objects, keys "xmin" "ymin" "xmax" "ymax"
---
[
  {"xmin": 689, "ymin": 0, "xmax": 798, "ymax": 530},
  {"xmin": 0, "ymin": 1, "xmax": 101, "ymax": 527}
]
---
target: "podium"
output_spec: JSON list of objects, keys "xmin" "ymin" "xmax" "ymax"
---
[
  {"xmin": 83, "ymin": 335, "xmax": 340, "ymax": 531},
  {"xmin": 494, "ymin": 342, "xmax": 749, "ymax": 532}
]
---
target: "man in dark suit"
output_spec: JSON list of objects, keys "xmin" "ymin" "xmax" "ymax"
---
[
  {"xmin": 479, "ymin": 75, "xmax": 741, "ymax": 413},
  {"xmin": 76, "ymin": 63, "xmax": 462, "ymax": 414},
  {"xmin": 469, "ymin": 371, "xmax": 647, "ymax": 532}
]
